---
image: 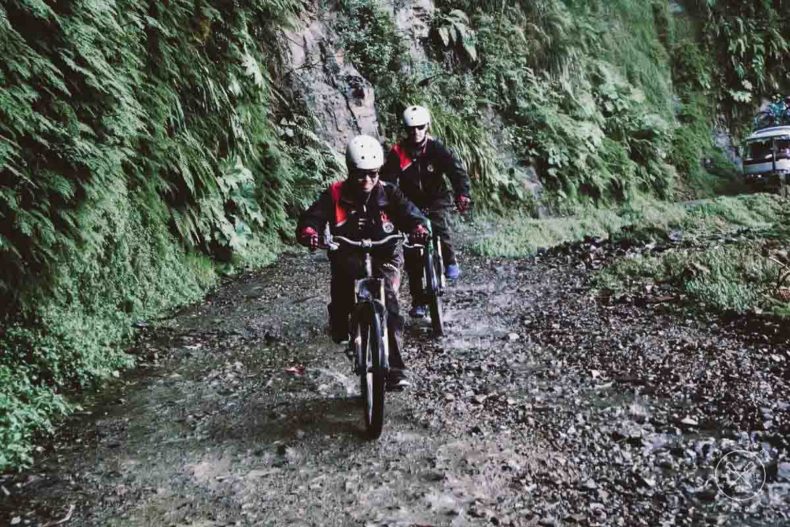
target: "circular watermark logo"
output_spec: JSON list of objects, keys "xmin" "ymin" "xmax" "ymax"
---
[{"xmin": 715, "ymin": 450, "xmax": 766, "ymax": 501}]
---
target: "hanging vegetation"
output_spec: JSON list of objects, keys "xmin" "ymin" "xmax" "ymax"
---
[{"xmin": 0, "ymin": 0, "xmax": 308, "ymax": 469}]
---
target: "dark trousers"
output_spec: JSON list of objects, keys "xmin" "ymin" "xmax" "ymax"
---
[
  {"xmin": 405, "ymin": 206, "xmax": 455, "ymax": 305},
  {"xmin": 327, "ymin": 247, "xmax": 406, "ymax": 370}
]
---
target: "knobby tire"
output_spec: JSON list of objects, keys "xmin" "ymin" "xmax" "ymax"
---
[
  {"xmin": 356, "ymin": 304, "xmax": 386, "ymax": 439},
  {"xmin": 424, "ymin": 248, "xmax": 445, "ymax": 337}
]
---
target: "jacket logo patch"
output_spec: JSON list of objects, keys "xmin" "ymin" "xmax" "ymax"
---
[
  {"xmin": 380, "ymin": 211, "xmax": 394, "ymax": 233},
  {"xmin": 426, "ymin": 164, "xmax": 434, "ymax": 173}
]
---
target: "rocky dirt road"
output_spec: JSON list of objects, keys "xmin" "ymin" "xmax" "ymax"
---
[{"xmin": 1, "ymin": 240, "xmax": 788, "ymax": 526}]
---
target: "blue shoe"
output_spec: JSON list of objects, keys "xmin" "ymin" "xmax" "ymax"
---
[
  {"xmin": 445, "ymin": 263, "xmax": 460, "ymax": 280},
  {"xmin": 409, "ymin": 305, "xmax": 427, "ymax": 318}
]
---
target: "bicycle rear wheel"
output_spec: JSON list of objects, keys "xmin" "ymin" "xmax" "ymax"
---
[{"xmin": 355, "ymin": 305, "xmax": 386, "ymax": 438}]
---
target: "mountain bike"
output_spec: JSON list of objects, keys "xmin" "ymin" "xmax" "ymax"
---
[
  {"xmin": 405, "ymin": 221, "xmax": 445, "ymax": 337},
  {"xmin": 324, "ymin": 233, "xmax": 403, "ymax": 439}
]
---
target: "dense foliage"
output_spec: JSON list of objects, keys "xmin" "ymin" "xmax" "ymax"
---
[
  {"xmin": 686, "ymin": 0, "xmax": 789, "ymax": 118},
  {"xmin": 0, "ymin": 0, "xmax": 328, "ymax": 469}
]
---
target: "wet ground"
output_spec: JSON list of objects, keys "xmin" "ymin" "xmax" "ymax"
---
[{"xmin": 1, "ymin": 240, "xmax": 789, "ymax": 526}]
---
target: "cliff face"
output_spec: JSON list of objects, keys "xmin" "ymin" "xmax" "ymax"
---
[
  {"xmin": 281, "ymin": 0, "xmax": 436, "ymax": 151},
  {"xmin": 283, "ymin": 9, "xmax": 379, "ymax": 151},
  {"xmin": 281, "ymin": 0, "xmax": 546, "ymax": 203}
]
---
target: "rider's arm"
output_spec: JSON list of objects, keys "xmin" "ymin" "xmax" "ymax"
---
[
  {"xmin": 385, "ymin": 184, "xmax": 428, "ymax": 232},
  {"xmin": 435, "ymin": 140, "xmax": 471, "ymax": 199},
  {"xmin": 296, "ymin": 188, "xmax": 332, "ymax": 237}
]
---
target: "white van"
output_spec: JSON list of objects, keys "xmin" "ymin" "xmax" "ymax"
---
[{"xmin": 742, "ymin": 125, "xmax": 790, "ymax": 194}]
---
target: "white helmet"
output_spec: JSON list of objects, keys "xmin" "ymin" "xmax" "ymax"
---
[
  {"xmin": 402, "ymin": 105, "xmax": 431, "ymax": 127},
  {"xmin": 345, "ymin": 135, "xmax": 384, "ymax": 170}
]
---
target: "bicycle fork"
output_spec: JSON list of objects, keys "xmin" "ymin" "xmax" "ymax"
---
[{"xmin": 349, "ymin": 253, "xmax": 390, "ymax": 375}]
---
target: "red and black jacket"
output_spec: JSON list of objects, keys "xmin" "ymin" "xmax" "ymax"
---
[
  {"xmin": 297, "ymin": 180, "xmax": 427, "ymax": 244},
  {"xmin": 380, "ymin": 137, "xmax": 470, "ymax": 209}
]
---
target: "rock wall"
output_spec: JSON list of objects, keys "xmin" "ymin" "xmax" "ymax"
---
[
  {"xmin": 280, "ymin": 0, "xmax": 547, "ymax": 209},
  {"xmin": 282, "ymin": 8, "xmax": 379, "ymax": 151},
  {"xmin": 281, "ymin": 0, "xmax": 436, "ymax": 152},
  {"xmin": 383, "ymin": 0, "xmax": 435, "ymax": 70}
]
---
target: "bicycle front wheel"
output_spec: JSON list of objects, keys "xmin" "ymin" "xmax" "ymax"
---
[
  {"xmin": 424, "ymin": 249, "xmax": 445, "ymax": 337},
  {"xmin": 355, "ymin": 304, "xmax": 386, "ymax": 439},
  {"xmin": 428, "ymin": 293, "xmax": 444, "ymax": 337}
]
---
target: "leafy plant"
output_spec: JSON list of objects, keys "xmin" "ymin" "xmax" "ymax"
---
[
  {"xmin": 0, "ymin": 0, "xmax": 304, "ymax": 469},
  {"xmin": 336, "ymin": 0, "xmax": 406, "ymax": 84},
  {"xmin": 432, "ymin": 9, "xmax": 478, "ymax": 62},
  {"xmin": 687, "ymin": 0, "xmax": 790, "ymax": 123}
]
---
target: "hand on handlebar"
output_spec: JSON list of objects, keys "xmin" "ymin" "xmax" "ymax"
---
[
  {"xmin": 409, "ymin": 224, "xmax": 430, "ymax": 245},
  {"xmin": 297, "ymin": 226, "xmax": 319, "ymax": 251}
]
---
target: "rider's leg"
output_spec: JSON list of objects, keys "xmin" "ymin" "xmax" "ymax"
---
[
  {"xmin": 404, "ymin": 245, "xmax": 425, "ymax": 307},
  {"xmin": 328, "ymin": 258, "xmax": 357, "ymax": 343},
  {"xmin": 382, "ymin": 267, "xmax": 410, "ymax": 389},
  {"xmin": 374, "ymin": 249, "xmax": 406, "ymax": 372},
  {"xmin": 428, "ymin": 207, "xmax": 456, "ymax": 266}
]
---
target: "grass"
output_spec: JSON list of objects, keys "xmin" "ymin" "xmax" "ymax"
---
[
  {"xmin": 465, "ymin": 193, "xmax": 790, "ymax": 316},
  {"xmin": 467, "ymin": 196, "xmax": 685, "ymax": 258},
  {"xmin": 468, "ymin": 193, "xmax": 786, "ymax": 259},
  {"xmin": 596, "ymin": 239, "xmax": 789, "ymax": 315}
]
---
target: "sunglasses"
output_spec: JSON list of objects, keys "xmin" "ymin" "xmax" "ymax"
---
[
  {"xmin": 407, "ymin": 124, "xmax": 427, "ymax": 131},
  {"xmin": 351, "ymin": 170, "xmax": 380, "ymax": 181}
]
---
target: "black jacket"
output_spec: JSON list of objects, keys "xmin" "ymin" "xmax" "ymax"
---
[
  {"xmin": 297, "ymin": 180, "xmax": 427, "ymax": 244},
  {"xmin": 380, "ymin": 137, "xmax": 470, "ymax": 209}
]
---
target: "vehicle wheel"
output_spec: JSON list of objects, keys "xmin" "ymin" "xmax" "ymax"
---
[{"xmin": 357, "ymin": 306, "xmax": 385, "ymax": 439}]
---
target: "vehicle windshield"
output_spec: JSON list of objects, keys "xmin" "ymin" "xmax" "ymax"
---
[{"xmin": 747, "ymin": 139, "xmax": 773, "ymax": 159}]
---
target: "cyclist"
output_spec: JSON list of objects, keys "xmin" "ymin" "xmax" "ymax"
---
[
  {"xmin": 380, "ymin": 105, "xmax": 471, "ymax": 319},
  {"xmin": 296, "ymin": 135, "xmax": 429, "ymax": 389}
]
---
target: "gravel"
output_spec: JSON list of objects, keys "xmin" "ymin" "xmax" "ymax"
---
[{"xmin": 1, "ymin": 238, "xmax": 788, "ymax": 526}]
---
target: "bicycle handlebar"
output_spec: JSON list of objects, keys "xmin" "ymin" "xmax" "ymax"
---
[{"xmin": 320, "ymin": 233, "xmax": 405, "ymax": 251}]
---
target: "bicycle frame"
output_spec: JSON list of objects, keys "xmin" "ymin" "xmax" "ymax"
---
[
  {"xmin": 325, "ymin": 233, "xmax": 404, "ymax": 373},
  {"xmin": 353, "ymin": 264, "xmax": 389, "ymax": 372}
]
